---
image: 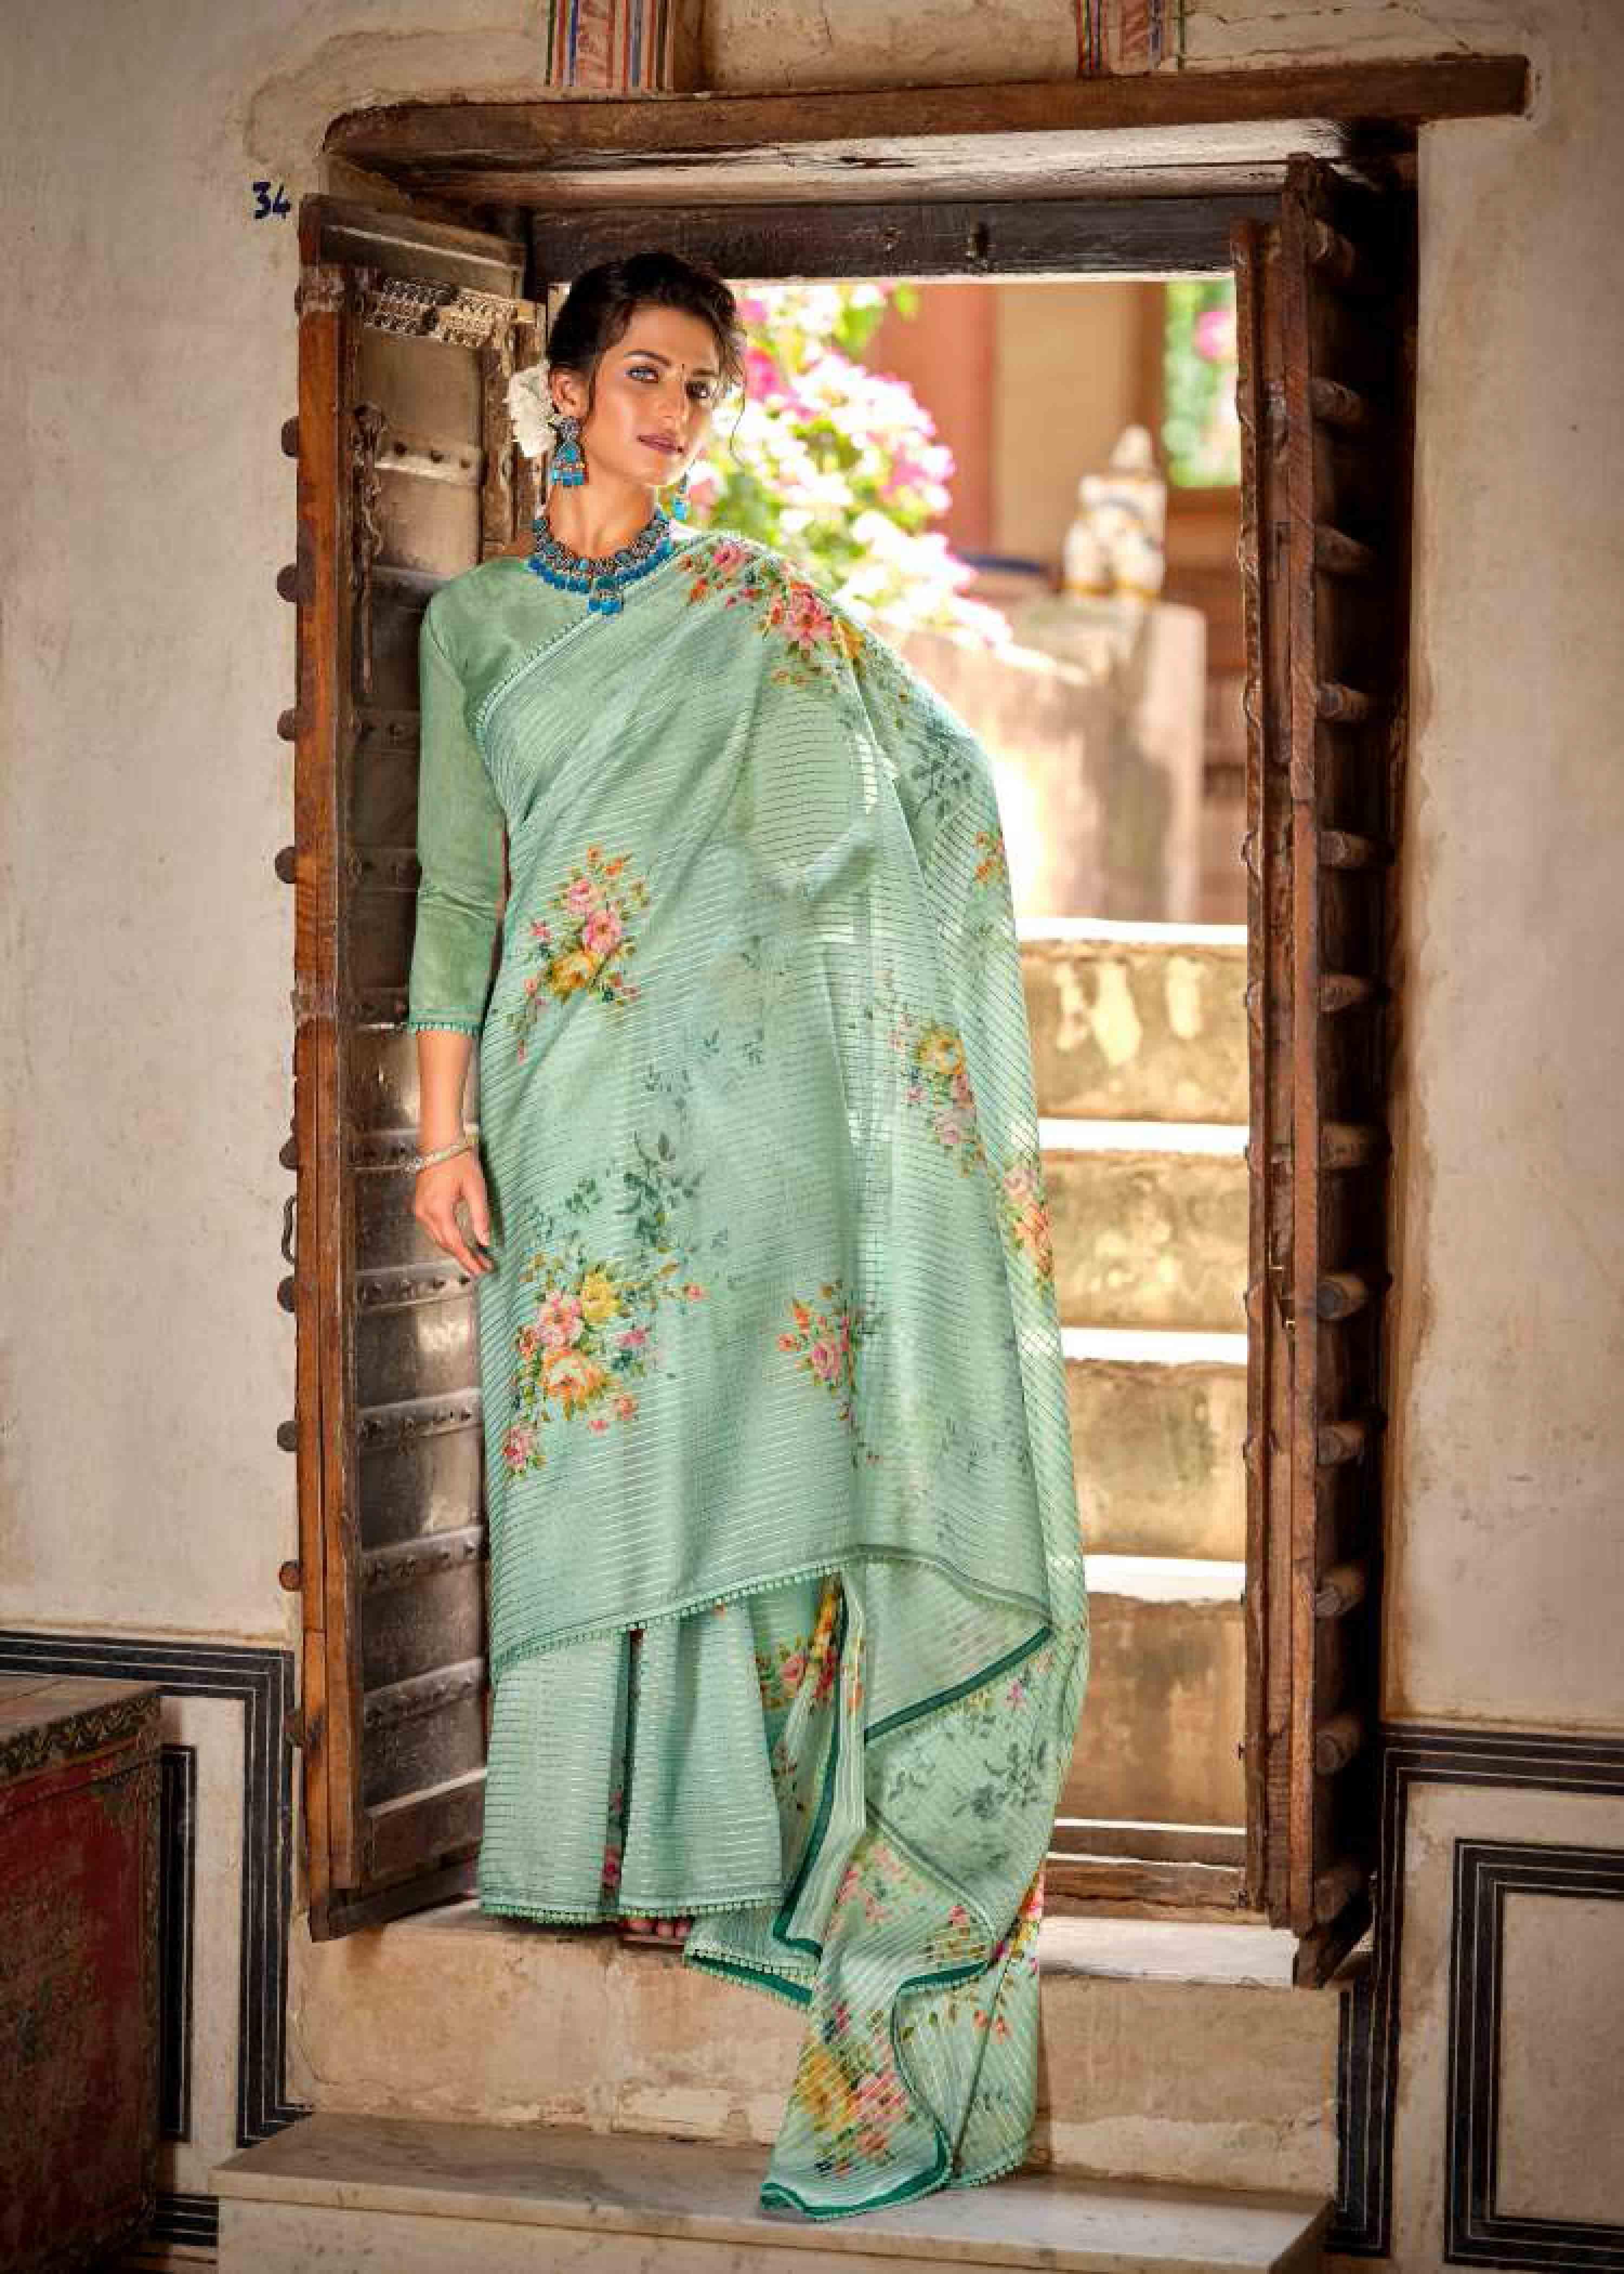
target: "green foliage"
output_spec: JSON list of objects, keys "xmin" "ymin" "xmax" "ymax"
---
[{"xmin": 1161, "ymin": 278, "xmax": 1241, "ymax": 489}]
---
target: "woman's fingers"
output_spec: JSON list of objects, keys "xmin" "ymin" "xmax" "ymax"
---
[
  {"xmin": 453, "ymin": 1160, "xmax": 495, "ymax": 1270},
  {"xmin": 434, "ymin": 1212, "xmax": 488, "ymax": 1277},
  {"xmin": 413, "ymin": 1159, "xmax": 495, "ymax": 1275},
  {"xmin": 468, "ymin": 1179, "xmax": 493, "ymax": 1250}
]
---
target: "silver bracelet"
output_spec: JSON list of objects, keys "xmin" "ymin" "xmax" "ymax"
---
[{"xmin": 410, "ymin": 1131, "xmax": 479, "ymax": 1174}]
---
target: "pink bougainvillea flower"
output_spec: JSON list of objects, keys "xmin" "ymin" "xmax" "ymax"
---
[{"xmin": 1195, "ymin": 305, "xmax": 1236, "ymax": 361}]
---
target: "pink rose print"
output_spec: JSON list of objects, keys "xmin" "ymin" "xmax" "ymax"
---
[
  {"xmin": 509, "ymin": 845, "xmax": 651, "ymax": 1058},
  {"xmin": 780, "ymin": 1281, "xmax": 881, "ymax": 1462},
  {"xmin": 503, "ymin": 1140, "xmax": 709, "ymax": 1477},
  {"xmin": 536, "ymin": 1290, "xmax": 584, "ymax": 1348},
  {"xmin": 581, "ymin": 905, "xmax": 623, "ymax": 956}
]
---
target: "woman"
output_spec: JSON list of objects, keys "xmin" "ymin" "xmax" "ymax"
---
[{"xmin": 407, "ymin": 251, "xmax": 1089, "ymax": 2223}]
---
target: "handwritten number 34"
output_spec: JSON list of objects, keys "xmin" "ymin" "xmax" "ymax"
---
[{"xmin": 252, "ymin": 181, "xmax": 292, "ymax": 220}]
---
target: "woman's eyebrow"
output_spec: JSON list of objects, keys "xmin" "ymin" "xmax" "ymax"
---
[{"xmin": 620, "ymin": 347, "xmax": 721, "ymax": 377}]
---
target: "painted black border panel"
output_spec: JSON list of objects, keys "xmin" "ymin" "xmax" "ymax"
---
[
  {"xmin": 1333, "ymin": 1725, "xmax": 1624, "ymax": 2259},
  {"xmin": 159, "ymin": 1744, "xmax": 198, "ymax": 2142},
  {"xmin": 0, "ymin": 1631, "xmax": 309, "ymax": 2263},
  {"xmin": 1444, "ymin": 1839, "xmax": 1624, "ymax": 2269},
  {"xmin": 147, "ymin": 2190, "xmax": 221, "ymax": 2250}
]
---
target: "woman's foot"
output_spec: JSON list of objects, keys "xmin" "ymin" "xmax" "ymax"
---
[{"xmin": 617, "ymin": 1913, "xmax": 693, "ymax": 1946}]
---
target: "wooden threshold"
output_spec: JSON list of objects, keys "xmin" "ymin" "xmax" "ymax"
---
[
  {"xmin": 1047, "ymin": 1853, "xmax": 1248, "ymax": 1912},
  {"xmin": 325, "ymin": 56, "xmax": 1528, "ymax": 214}
]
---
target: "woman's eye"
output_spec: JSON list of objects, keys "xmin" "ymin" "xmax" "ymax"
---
[{"xmin": 628, "ymin": 364, "xmax": 713, "ymax": 402}]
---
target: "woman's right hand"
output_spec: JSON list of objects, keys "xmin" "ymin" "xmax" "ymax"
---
[{"xmin": 412, "ymin": 1148, "xmax": 496, "ymax": 1277}]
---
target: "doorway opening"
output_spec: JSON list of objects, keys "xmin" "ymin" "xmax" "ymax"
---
[
  {"xmin": 669, "ymin": 269, "xmax": 1253, "ymax": 1910},
  {"xmin": 289, "ymin": 91, "xmax": 1444, "ymax": 1971}
]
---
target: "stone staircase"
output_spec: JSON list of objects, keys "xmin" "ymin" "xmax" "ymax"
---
[
  {"xmin": 211, "ymin": 920, "xmax": 1338, "ymax": 2271},
  {"xmin": 218, "ymin": 1905, "xmax": 1338, "ymax": 2270},
  {"xmin": 1024, "ymin": 920, "xmax": 1249, "ymax": 1859}
]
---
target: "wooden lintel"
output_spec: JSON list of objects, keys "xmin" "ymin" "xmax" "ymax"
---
[
  {"xmin": 328, "ymin": 57, "xmax": 1528, "ymax": 167},
  {"xmin": 534, "ymin": 194, "xmax": 1277, "ymax": 280},
  {"xmin": 323, "ymin": 58, "xmax": 1528, "ymax": 213}
]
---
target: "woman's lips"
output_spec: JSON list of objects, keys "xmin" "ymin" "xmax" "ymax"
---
[{"xmin": 640, "ymin": 435, "xmax": 682, "ymax": 456}]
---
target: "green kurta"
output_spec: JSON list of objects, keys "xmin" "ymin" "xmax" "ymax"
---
[{"xmin": 408, "ymin": 525, "xmax": 1089, "ymax": 2220}]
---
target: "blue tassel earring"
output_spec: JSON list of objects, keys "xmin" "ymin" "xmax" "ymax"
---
[
  {"xmin": 670, "ymin": 464, "xmax": 692, "ymax": 521},
  {"xmin": 548, "ymin": 409, "xmax": 586, "ymax": 490}
]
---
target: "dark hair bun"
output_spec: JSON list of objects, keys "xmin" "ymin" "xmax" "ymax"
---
[{"xmin": 547, "ymin": 252, "xmax": 746, "ymax": 404}]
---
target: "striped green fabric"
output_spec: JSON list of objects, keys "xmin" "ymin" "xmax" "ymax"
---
[{"xmin": 408, "ymin": 528, "xmax": 1089, "ymax": 2220}]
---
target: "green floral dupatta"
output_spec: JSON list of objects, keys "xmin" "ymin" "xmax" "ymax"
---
[{"xmin": 409, "ymin": 529, "xmax": 1090, "ymax": 2220}]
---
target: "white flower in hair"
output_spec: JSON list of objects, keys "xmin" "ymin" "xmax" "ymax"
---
[{"xmin": 506, "ymin": 363, "xmax": 559, "ymax": 462}]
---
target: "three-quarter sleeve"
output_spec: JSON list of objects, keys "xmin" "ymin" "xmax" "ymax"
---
[{"xmin": 407, "ymin": 603, "xmax": 507, "ymax": 1038}]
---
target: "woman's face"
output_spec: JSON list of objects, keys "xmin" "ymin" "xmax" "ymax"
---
[{"xmin": 551, "ymin": 303, "xmax": 724, "ymax": 494}]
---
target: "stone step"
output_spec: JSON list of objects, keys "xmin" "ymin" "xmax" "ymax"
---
[
  {"xmin": 286, "ymin": 1873, "xmax": 1336, "ymax": 2209},
  {"xmin": 1062, "ymin": 1561, "xmax": 1244, "ymax": 1828},
  {"xmin": 1065, "ymin": 1328, "xmax": 1247, "ymax": 1561},
  {"xmin": 1043, "ymin": 1121, "xmax": 1248, "ymax": 1335},
  {"xmin": 214, "ymin": 2114, "xmax": 1331, "ymax": 2272},
  {"xmin": 1020, "ymin": 920, "xmax": 1247, "ymax": 1126}
]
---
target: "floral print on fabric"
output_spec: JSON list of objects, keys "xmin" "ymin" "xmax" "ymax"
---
[
  {"xmin": 872, "ymin": 997, "xmax": 985, "ymax": 1173},
  {"xmin": 502, "ymin": 1134, "xmax": 709, "ymax": 1475},
  {"xmin": 972, "ymin": 826, "xmax": 1010, "ymax": 893},
  {"xmin": 759, "ymin": 1577, "xmax": 842, "ymax": 1716},
  {"xmin": 794, "ymin": 2003, "xmax": 912, "ymax": 2181},
  {"xmin": 899, "ymin": 1866, "xmax": 1045, "ymax": 2049},
  {"xmin": 778, "ymin": 1279, "xmax": 882, "ymax": 1465},
  {"xmin": 509, "ymin": 842, "xmax": 651, "ymax": 1061},
  {"xmin": 997, "ymin": 1151, "xmax": 1056, "ymax": 1286},
  {"xmin": 677, "ymin": 538, "xmax": 864, "ymax": 695},
  {"xmin": 757, "ymin": 1625, "xmax": 837, "ymax": 1714},
  {"xmin": 902, "ymin": 707, "xmax": 981, "ymax": 825},
  {"xmin": 765, "ymin": 1632, "xmax": 1068, "ymax": 2199},
  {"xmin": 676, "ymin": 539, "xmax": 918, "ymax": 742}
]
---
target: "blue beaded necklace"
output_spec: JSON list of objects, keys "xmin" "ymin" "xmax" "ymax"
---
[{"xmin": 526, "ymin": 500, "xmax": 675, "ymax": 616}]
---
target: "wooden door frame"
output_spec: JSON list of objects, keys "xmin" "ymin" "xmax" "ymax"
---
[{"xmin": 310, "ymin": 54, "xmax": 1521, "ymax": 1925}]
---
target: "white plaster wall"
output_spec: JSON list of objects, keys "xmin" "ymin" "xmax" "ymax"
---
[{"xmin": 1383, "ymin": 0, "xmax": 1624, "ymax": 1729}]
